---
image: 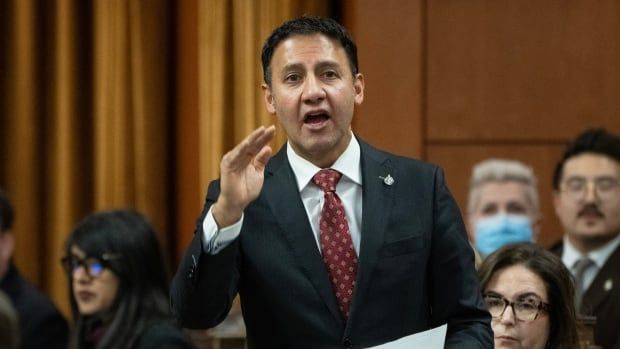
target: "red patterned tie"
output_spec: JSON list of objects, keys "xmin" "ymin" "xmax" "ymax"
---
[{"xmin": 312, "ymin": 169, "xmax": 358, "ymax": 319}]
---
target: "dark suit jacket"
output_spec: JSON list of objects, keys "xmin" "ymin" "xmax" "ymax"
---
[
  {"xmin": 133, "ymin": 321, "xmax": 196, "ymax": 349},
  {"xmin": 171, "ymin": 141, "xmax": 492, "ymax": 349},
  {"xmin": 0, "ymin": 264, "xmax": 69, "ymax": 349},
  {"xmin": 553, "ymin": 242, "xmax": 620, "ymax": 349}
]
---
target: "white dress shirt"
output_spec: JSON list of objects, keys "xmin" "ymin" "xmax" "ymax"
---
[
  {"xmin": 562, "ymin": 233, "xmax": 620, "ymax": 292},
  {"xmin": 202, "ymin": 133, "xmax": 363, "ymax": 255}
]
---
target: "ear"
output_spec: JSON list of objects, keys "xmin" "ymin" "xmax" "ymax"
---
[
  {"xmin": 552, "ymin": 190, "xmax": 562, "ymax": 217},
  {"xmin": 262, "ymin": 83, "xmax": 276, "ymax": 114},
  {"xmin": 466, "ymin": 216, "xmax": 476, "ymax": 243},
  {"xmin": 353, "ymin": 73, "xmax": 364, "ymax": 105},
  {"xmin": 0, "ymin": 232, "xmax": 15, "ymax": 264}
]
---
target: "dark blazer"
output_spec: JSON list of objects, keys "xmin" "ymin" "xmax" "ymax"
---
[
  {"xmin": 553, "ymin": 242, "xmax": 620, "ymax": 349},
  {"xmin": 171, "ymin": 141, "xmax": 492, "ymax": 349},
  {"xmin": 0, "ymin": 264, "xmax": 69, "ymax": 349},
  {"xmin": 132, "ymin": 321, "xmax": 196, "ymax": 349}
]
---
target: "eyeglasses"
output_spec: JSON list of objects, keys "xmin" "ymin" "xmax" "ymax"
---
[
  {"xmin": 483, "ymin": 293, "xmax": 549, "ymax": 322},
  {"xmin": 560, "ymin": 176, "xmax": 620, "ymax": 201},
  {"xmin": 60, "ymin": 253, "xmax": 120, "ymax": 278}
]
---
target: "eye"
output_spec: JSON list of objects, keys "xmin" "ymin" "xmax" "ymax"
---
[
  {"xmin": 284, "ymin": 73, "xmax": 302, "ymax": 83},
  {"xmin": 322, "ymin": 70, "xmax": 339, "ymax": 79},
  {"xmin": 565, "ymin": 178, "xmax": 585, "ymax": 192},
  {"xmin": 483, "ymin": 295, "xmax": 505, "ymax": 308},
  {"xmin": 516, "ymin": 295, "xmax": 542, "ymax": 309},
  {"xmin": 596, "ymin": 177, "xmax": 618, "ymax": 191},
  {"xmin": 87, "ymin": 259, "xmax": 105, "ymax": 276},
  {"xmin": 480, "ymin": 203, "xmax": 498, "ymax": 215},
  {"xmin": 70, "ymin": 259, "xmax": 81, "ymax": 271},
  {"xmin": 506, "ymin": 202, "xmax": 527, "ymax": 214}
]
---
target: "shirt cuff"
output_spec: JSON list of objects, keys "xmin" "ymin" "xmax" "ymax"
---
[{"xmin": 202, "ymin": 206, "xmax": 243, "ymax": 254}]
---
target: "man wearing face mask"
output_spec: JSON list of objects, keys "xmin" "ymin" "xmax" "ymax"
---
[
  {"xmin": 551, "ymin": 128, "xmax": 620, "ymax": 349},
  {"xmin": 467, "ymin": 159, "xmax": 540, "ymax": 258}
]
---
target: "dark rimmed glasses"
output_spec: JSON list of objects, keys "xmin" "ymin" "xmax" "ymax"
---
[
  {"xmin": 483, "ymin": 293, "xmax": 549, "ymax": 322},
  {"xmin": 60, "ymin": 253, "xmax": 120, "ymax": 278},
  {"xmin": 560, "ymin": 176, "xmax": 620, "ymax": 202}
]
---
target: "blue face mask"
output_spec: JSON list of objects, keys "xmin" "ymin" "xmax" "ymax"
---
[{"xmin": 474, "ymin": 214, "xmax": 533, "ymax": 256}]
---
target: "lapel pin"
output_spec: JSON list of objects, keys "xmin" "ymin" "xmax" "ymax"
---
[
  {"xmin": 379, "ymin": 174, "xmax": 394, "ymax": 186},
  {"xmin": 604, "ymin": 278, "xmax": 613, "ymax": 292}
]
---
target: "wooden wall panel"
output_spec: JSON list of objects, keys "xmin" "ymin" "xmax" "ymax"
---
[
  {"xmin": 427, "ymin": 144, "xmax": 567, "ymax": 248},
  {"xmin": 344, "ymin": 0, "xmax": 425, "ymax": 158},
  {"xmin": 426, "ymin": 0, "xmax": 620, "ymax": 141}
]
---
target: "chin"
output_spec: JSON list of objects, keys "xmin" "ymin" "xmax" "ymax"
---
[{"xmin": 77, "ymin": 304, "xmax": 100, "ymax": 316}]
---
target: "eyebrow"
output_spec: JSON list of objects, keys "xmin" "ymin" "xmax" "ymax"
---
[
  {"xmin": 565, "ymin": 175, "xmax": 617, "ymax": 181},
  {"xmin": 485, "ymin": 290, "xmax": 544, "ymax": 301},
  {"xmin": 280, "ymin": 60, "xmax": 342, "ymax": 74}
]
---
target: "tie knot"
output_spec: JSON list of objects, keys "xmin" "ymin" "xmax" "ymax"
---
[
  {"xmin": 573, "ymin": 257, "xmax": 595, "ymax": 274},
  {"xmin": 312, "ymin": 169, "xmax": 342, "ymax": 193}
]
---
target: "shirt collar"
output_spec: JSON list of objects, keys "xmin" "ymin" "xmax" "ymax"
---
[
  {"xmin": 286, "ymin": 133, "xmax": 362, "ymax": 192},
  {"xmin": 563, "ymin": 233, "xmax": 620, "ymax": 269}
]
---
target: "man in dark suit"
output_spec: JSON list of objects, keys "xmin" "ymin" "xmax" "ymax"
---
[
  {"xmin": 551, "ymin": 128, "xmax": 620, "ymax": 349},
  {"xmin": 0, "ymin": 189, "xmax": 69, "ymax": 349},
  {"xmin": 171, "ymin": 16, "xmax": 492, "ymax": 348}
]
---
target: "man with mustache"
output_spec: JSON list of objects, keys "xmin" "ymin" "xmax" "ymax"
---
[{"xmin": 551, "ymin": 128, "xmax": 620, "ymax": 349}]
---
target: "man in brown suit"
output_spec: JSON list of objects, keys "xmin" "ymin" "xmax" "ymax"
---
[{"xmin": 552, "ymin": 128, "xmax": 620, "ymax": 349}]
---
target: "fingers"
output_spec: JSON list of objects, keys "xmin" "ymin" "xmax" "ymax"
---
[
  {"xmin": 253, "ymin": 145, "xmax": 273, "ymax": 169},
  {"xmin": 222, "ymin": 125, "xmax": 276, "ymax": 170}
]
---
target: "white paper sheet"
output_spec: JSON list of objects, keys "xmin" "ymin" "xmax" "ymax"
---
[{"xmin": 365, "ymin": 324, "xmax": 447, "ymax": 349}]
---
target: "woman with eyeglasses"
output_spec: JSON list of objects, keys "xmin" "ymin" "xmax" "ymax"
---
[
  {"xmin": 478, "ymin": 243, "xmax": 579, "ymax": 349},
  {"xmin": 61, "ymin": 210, "xmax": 195, "ymax": 349}
]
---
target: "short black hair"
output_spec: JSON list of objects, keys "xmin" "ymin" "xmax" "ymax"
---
[
  {"xmin": 0, "ymin": 189, "xmax": 14, "ymax": 232},
  {"xmin": 552, "ymin": 128, "xmax": 620, "ymax": 190},
  {"xmin": 261, "ymin": 16, "xmax": 358, "ymax": 86}
]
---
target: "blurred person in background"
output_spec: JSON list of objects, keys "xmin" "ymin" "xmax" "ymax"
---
[
  {"xmin": 62, "ymin": 209, "xmax": 195, "ymax": 349},
  {"xmin": 551, "ymin": 128, "xmax": 620, "ymax": 349},
  {"xmin": 467, "ymin": 159, "xmax": 540, "ymax": 258},
  {"xmin": 478, "ymin": 243, "xmax": 579, "ymax": 349},
  {"xmin": 0, "ymin": 189, "xmax": 68, "ymax": 349}
]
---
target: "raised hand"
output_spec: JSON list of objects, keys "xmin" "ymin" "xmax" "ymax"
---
[{"xmin": 212, "ymin": 125, "xmax": 276, "ymax": 227}]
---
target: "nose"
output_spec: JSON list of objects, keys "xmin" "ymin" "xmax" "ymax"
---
[
  {"xmin": 498, "ymin": 304, "xmax": 516, "ymax": 325},
  {"xmin": 583, "ymin": 182, "xmax": 598, "ymax": 203},
  {"xmin": 72, "ymin": 265, "xmax": 91, "ymax": 283},
  {"xmin": 302, "ymin": 74, "xmax": 326, "ymax": 104}
]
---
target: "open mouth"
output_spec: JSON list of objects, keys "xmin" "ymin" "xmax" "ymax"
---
[{"xmin": 304, "ymin": 110, "xmax": 330, "ymax": 124}]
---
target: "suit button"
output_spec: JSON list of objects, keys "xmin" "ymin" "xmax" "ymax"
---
[
  {"xmin": 187, "ymin": 266, "xmax": 196, "ymax": 283},
  {"xmin": 343, "ymin": 338, "xmax": 352, "ymax": 349}
]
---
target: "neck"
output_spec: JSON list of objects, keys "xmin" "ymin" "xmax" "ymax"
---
[{"xmin": 568, "ymin": 233, "xmax": 618, "ymax": 253}]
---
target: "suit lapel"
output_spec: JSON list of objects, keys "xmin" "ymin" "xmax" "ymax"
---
[
  {"xmin": 263, "ymin": 146, "xmax": 344, "ymax": 326},
  {"xmin": 583, "ymin": 244, "xmax": 620, "ymax": 313},
  {"xmin": 348, "ymin": 141, "xmax": 394, "ymax": 321}
]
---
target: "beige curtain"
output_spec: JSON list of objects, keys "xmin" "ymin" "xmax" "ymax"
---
[
  {"xmin": 190, "ymin": 0, "xmax": 330, "ymax": 341},
  {"xmin": 1, "ymin": 0, "xmax": 331, "ymax": 340},
  {"xmin": 197, "ymin": 0, "xmax": 330, "ymax": 193},
  {"xmin": 1, "ymin": 0, "xmax": 171, "ymax": 317}
]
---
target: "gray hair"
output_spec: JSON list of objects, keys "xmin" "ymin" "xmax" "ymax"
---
[{"xmin": 467, "ymin": 159, "xmax": 539, "ymax": 216}]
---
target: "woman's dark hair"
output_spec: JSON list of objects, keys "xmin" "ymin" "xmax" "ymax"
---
[
  {"xmin": 261, "ymin": 16, "xmax": 358, "ymax": 86},
  {"xmin": 64, "ymin": 210, "xmax": 171, "ymax": 349},
  {"xmin": 478, "ymin": 243, "xmax": 579, "ymax": 349}
]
